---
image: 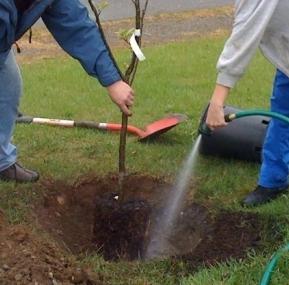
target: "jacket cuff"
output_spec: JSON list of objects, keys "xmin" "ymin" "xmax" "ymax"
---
[
  {"xmin": 217, "ymin": 72, "xmax": 241, "ymax": 89},
  {"xmin": 98, "ymin": 72, "xmax": 122, "ymax": 87}
]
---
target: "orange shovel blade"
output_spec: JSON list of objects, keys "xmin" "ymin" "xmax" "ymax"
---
[{"xmin": 139, "ymin": 114, "xmax": 188, "ymax": 141}]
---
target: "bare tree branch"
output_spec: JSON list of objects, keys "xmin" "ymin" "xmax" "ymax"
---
[
  {"xmin": 88, "ymin": 0, "xmax": 124, "ymax": 79},
  {"xmin": 129, "ymin": 0, "xmax": 149, "ymax": 84},
  {"xmin": 87, "ymin": 0, "xmax": 149, "ymax": 200}
]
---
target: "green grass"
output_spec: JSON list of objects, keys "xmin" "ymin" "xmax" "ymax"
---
[{"xmin": 1, "ymin": 36, "xmax": 288, "ymax": 284}]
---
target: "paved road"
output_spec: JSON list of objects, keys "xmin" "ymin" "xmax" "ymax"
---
[
  {"xmin": 23, "ymin": 1, "xmax": 233, "ymax": 62},
  {"xmin": 85, "ymin": 0, "xmax": 233, "ymax": 21},
  {"xmin": 37, "ymin": 0, "xmax": 233, "ymax": 26}
]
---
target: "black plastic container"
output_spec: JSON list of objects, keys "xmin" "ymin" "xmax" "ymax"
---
[{"xmin": 199, "ymin": 105, "xmax": 270, "ymax": 162}]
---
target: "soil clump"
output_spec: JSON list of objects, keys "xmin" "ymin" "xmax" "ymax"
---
[{"xmin": 0, "ymin": 212, "xmax": 103, "ymax": 285}]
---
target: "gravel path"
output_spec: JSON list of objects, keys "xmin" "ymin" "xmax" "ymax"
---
[
  {"xmin": 17, "ymin": 6, "xmax": 233, "ymax": 62},
  {"xmin": 104, "ymin": 8, "xmax": 233, "ymax": 47}
]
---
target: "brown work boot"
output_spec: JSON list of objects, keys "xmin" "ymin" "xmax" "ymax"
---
[{"xmin": 0, "ymin": 163, "xmax": 39, "ymax": 183}]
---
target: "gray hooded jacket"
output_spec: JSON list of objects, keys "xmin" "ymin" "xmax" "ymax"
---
[{"xmin": 217, "ymin": 0, "xmax": 289, "ymax": 88}]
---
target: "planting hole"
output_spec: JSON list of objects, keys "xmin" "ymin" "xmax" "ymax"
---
[{"xmin": 35, "ymin": 175, "xmax": 279, "ymax": 268}]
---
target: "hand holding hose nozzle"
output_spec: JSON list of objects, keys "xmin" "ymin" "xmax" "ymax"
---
[
  {"xmin": 199, "ymin": 109, "xmax": 289, "ymax": 136},
  {"xmin": 199, "ymin": 113, "xmax": 236, "ymax": 136}
]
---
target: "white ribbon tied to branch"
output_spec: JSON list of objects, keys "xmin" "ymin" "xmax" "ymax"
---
[{"xmin": 129, "ymin": 29, "xmax": 146, "ymax": 61}]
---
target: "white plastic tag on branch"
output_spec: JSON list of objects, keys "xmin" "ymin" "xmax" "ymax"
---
[{"xmin": 129, "ymin": 29, "xmax": 146, "ymax": 61}]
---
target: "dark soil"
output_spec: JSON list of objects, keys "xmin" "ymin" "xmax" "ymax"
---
[
  {"xmin": 35, "ymin": 175, "xmax": 273, "ymax": 268},
  {"xmin": 176, "ymin": 211, "xmax": 263, "ymax": 271},
  {"xmin": 36, "ymin": 175, "xmax": 169, "ymax": 259},
  {"xmin": 93, "ymin": 198, "xmax": 152, "ymax": 260}
]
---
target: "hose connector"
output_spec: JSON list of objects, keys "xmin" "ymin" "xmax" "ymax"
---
[{"xmin": 224, "ymin": 113, "xmax": 237, "ymax": 122}]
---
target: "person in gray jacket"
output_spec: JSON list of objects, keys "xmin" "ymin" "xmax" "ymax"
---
[
  {"xmin": 206, "ymin": 0, "xmax": 289, "ymax": 206},
  {"xmin": 0, "ymin": 0, "xmax": 134, "ymax": 183}
]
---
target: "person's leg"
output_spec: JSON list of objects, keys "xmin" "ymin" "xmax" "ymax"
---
[
  {"xmin": 0, "ymin": 50, "xmax": 39, "ymax": 182},
  {"xmin": 243, "ymin": 70, "xmax": 289, "ymax": 206},
  {"xmin": 0, "ymin": 51, "xmax": 21, "ymax": 171},
  {"xmin": 259, "ymin": 70, "xmax": 289, "ymax": 188}
]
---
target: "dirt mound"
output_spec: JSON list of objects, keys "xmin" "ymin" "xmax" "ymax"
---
[
  {"xmin": 0, "ymin": 216, "xmax": 103, "ymax": 285},
  {"xmin": 35, "ymin": 175, "xmax": 271, "ymax": 267}
]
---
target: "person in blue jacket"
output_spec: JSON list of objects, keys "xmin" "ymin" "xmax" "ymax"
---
[{"xmin": 0, "ymin": 0, "xmax": 134, "ymax": 183}]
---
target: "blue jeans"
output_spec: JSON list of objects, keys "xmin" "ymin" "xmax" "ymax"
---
[
  {"xmin": 0, "ymin": 51, "xmax": 22, "ymax": 171},
  {"xmin": 259, "ymin": 70, "xmax": 289, "ymax": 188}
]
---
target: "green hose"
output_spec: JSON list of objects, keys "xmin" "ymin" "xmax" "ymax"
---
[
  {"xmin": 225, "ymin": 109, "xmax": 289, "ymax": 125},
  {"xmin": 260, "ymin": 243, "xmax": 289, "ymax": 285}
]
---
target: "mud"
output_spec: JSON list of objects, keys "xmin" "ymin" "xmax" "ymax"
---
[
  {"xmin": 176, "ymin": 211, "xmax": 263, "ymax": 272},
  {"xmin": 93, "ymin": 197, "xmax": 151, "ymax": 260},
  {"xmin": 35, "ymin": 175, "xmax": 274, "ymax": 267}
]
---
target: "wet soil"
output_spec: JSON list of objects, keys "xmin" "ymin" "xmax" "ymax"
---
[
  {"xmin": 93, "ymin": 197, "xmax": 152, "ymax": 260},
  {"xmin": 35, "ymin": 175, "xmax": 274, "ymax": 267},
  {"xmin": 176, "ymin": 211, "xmax": 263, "ymax": 271},
  {"xmin": 0, "ymin": 174, "xmax": 281, "ymax": 284},
  {"xmin": 36, "ymin": 175, "xmax": 169, "ymax": 258}
]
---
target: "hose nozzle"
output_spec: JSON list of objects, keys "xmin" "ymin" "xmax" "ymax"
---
[{"xmin": 198, "ymin": 122, "xmax": 212, "ymax": 136}]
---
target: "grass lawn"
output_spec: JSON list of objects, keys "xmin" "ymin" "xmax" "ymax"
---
[{"xmin": 1, "ymin": 35, "xmax": 289, "ymax": 284}]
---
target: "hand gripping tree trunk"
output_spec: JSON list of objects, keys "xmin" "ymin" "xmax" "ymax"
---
[{"xmin": 88, "ymin": 0, "xmax": 149, "ymax": 199}]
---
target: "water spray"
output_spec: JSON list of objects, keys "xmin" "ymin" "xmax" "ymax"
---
[
  {"xmin": 146, "ymin": 108, "xmax": 289, "ymax": 261},
  {"xmin": 145, "ymin": 135, "xmax": 202, "ymax": 259}
]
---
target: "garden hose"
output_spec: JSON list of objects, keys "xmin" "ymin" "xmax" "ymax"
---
[
  {"xmin": 225, "ymin": 110, "xmax": 289, "ymax": 125},
  {"xmin": 199, "ymin": 109, "xmax": 289, "ymax": 136},
  {"xmin": 260, "ymin": 243, "xmax": 289, "ymax": 285}
]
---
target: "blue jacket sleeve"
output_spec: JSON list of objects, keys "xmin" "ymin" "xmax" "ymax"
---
[
  {"xmin": 0, "ymin": 0, "xmax": 17, "ymax": 63},
  {"xmin": 41, "ymin": 0, "xmax": 121, "ymax": 87}
]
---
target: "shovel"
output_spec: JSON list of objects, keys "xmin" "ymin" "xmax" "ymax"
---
[{"xmin": 16, "ymin": 113, "xmax": 187, "ymax": 141}]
